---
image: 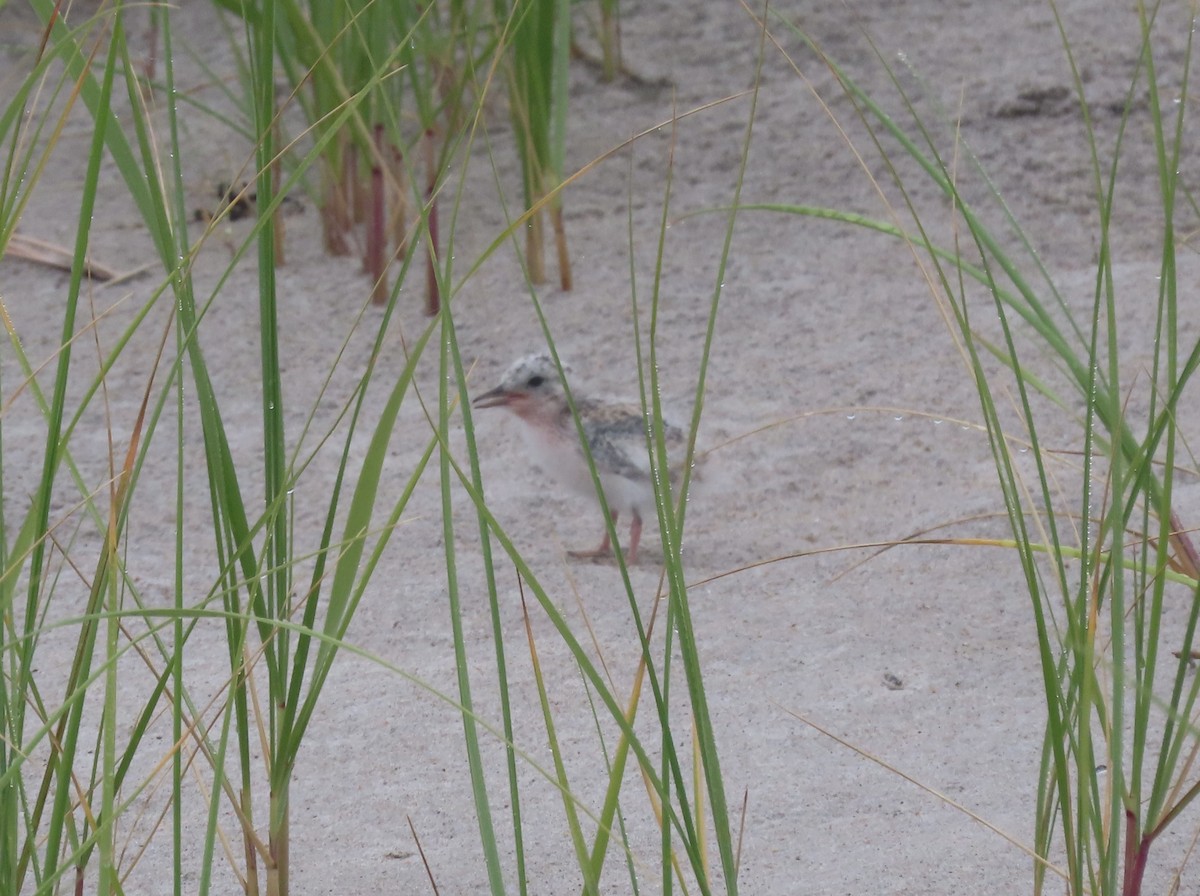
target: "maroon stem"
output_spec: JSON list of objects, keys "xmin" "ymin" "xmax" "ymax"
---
[
  {"xmin": 348, "ymin": 143, "xmax": 363, "ymax": 223},
  {"xmin": 322, "ymin": 161, "xmax": 351, "ymax": 256},
  {"xmin": 1127, "ymin": 838, "xmax": 1152, "ymax": 896},
  {"xmin": 368, "ymin": 124, "xmax": 387, "ymax": 304},
  {"xmin": 424, "ymin": 129, "xmax": 439, "ymax": 316},
  {"xmin": 552, "ymin": 202, "xmax": 572, "ymax": 291},
  {"xmin": 1124, "ymin": 807, "xmax": 1158, "ymax": 896},
  {"xmin": 389, "ymin": 141, "xmax": 407, "ymax": 259},
  {"xmin": 143, "ymin": 16, "xmax": 158, "ymax": 81}
]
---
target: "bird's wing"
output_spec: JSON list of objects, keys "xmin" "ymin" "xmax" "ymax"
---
[
  {"xmin": 578, "ymin": 404, "xmax": 647, "ymax": 480},
  {"xmin": 578, "ymin": 401, "xmax": 686, "ymax": 482}
]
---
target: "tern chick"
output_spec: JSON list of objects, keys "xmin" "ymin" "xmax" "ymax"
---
[{"xmin": 472, "ymin": 352, "xmax": 689, "ymax": 564}]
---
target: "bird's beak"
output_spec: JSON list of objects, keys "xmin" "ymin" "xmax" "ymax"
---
[{"xmin": 472, "ymin": 386, "xmax": 514, "ymax": 409}]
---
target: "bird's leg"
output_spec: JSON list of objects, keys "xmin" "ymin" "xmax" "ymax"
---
[
  {"xmin": 568, "ymin": 511, "xmax": 618, "ymax": 560},
  {"xmin": 626, "ymin": 511, "xmax": 642, "ymax": 565}
]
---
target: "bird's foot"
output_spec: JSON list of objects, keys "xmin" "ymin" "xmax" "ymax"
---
[
  {"xmin": 566, "ymin": 514, "xmax": 641, "ymax": 565},
  {"xmin": 568, "ymin": 529, "xmax": 617, "ymax": 563},
  {"xmin": 567, "ymin": 544, "xmax": 615, "ymax": 563}
]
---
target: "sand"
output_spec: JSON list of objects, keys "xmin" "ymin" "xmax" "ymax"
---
[{"xmin": 3, "ymin": 1, "xmax": 1198, "ymax": 892}]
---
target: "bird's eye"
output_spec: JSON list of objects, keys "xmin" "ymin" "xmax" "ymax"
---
[{"xmin": 527, "ymin": 375, "xmax": 545, "ymax": 388}]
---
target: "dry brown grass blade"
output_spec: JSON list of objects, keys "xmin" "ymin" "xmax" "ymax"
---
[
  {"xmin": 6, "ymin": 232, "xmax": 145, "ymax": 283},
  {"xmin": 780, "ymin": 705, "xmax": 1068, "ymax": 881},
  {"xmin": 687, "ymin": 536, "xmax": 1019, "ymax": 590},
  {"xmin": 406, "ymin": 816, "xmax": 441, "ymax": 896},
  {"xmin": 1168, "ymin": 511, "xmax": 1200, "ymax": 580}
]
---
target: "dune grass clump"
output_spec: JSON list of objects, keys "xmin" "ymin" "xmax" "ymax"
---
[
  {"xmin": 755, "ymin": 3, "xmax": 1200, "ymax": 893},
  {"xmin": 0, "ymin": 2, "xmax": 739, "ymax": 894}
]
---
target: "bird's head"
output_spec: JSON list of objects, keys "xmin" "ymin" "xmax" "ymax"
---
[{"xmin": 472, "ymin": 353, "xmax": 572, "ymax": 419}]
